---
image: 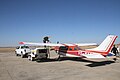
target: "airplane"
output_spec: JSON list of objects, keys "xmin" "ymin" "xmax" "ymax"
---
[{"xmin": 19, "ymin": 35, "xmax": 118, "ymax": 60}]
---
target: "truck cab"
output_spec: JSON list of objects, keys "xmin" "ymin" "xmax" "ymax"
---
[{"xmin": 15, "ymin": 45, "xmax": 31, "ymax": 58}]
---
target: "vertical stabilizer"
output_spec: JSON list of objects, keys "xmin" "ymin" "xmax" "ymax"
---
[{"xmin": 87, "ymin": 35, "xmax": 118, "ymax": 55}]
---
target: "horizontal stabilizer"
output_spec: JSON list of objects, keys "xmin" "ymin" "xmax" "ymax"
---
[{"xmin": 81, "ymin": 53, "xmax": 105, "ymax": 58}]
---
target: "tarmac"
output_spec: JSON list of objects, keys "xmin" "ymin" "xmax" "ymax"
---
[{"xmin": 0, "ymin": 51, "xmax": 120, "ymax": 80}]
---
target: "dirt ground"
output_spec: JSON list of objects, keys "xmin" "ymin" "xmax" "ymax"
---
[
  {"xmin": 0, "ymin": 47, "xmax": 15, "ymax": 53},
  {"xmin": 0, "ymin": 48, "xmax": 120, "ymax": 80}
]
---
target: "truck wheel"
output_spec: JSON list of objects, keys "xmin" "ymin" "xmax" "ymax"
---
[
  {"xmin": 28, "ymin": 55, "xmax": 31, "ymax": 61},
  {"xmin": 15, "ymin": 51, "xmax": 18, "ymax": 56},
  {"xmin": 30, "ymin": 57, "xmax": 34, "ymax": 61},
  {"xmin": 28, "ymin": 55, "xmax": 34, "ymax": 61},
  {"xmin": 21, "ymin": 52, "xmax": 24, "ymax": 58},
  {"xmin": 31, "ymin": 57, "xmax": 35, "ymax": 61}
]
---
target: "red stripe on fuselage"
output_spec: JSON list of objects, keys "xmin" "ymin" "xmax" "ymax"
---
[{"xmin": 67, "ymin": 51, "xmax": 79, "ymax": 56}]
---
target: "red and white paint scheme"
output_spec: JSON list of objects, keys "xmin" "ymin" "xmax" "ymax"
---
[{"xmin": 19, "ymin": 35, "xmax": 118, "ymax": 58}]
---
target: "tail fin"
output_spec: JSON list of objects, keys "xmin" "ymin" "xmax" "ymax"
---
[{"xmin": 87, "ymin": 35, "xmax": 118, "ymax": 55}]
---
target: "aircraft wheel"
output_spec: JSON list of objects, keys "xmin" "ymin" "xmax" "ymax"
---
[{"xmin": 113, "ymin": 58, "xmax": 117, "ymax": 62}]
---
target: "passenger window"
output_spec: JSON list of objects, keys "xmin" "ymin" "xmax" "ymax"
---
[
  {"xmin": 69, "ymin": 48, "xmax": 72, "ymax": 50},
  {"xmin": 74, "ymin": 48, "xmax": 77, "ymax": 50}
]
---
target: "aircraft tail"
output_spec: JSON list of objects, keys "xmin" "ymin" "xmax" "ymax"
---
[{"xmin": 87, "ymin": 35, "xmax": 118, "ymax": 56}]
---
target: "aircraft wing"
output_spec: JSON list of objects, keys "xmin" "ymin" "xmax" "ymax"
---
[
  {"xmin": 75, "ymin": 43, "xmax": 97, "ymax": 46},
  {"xmin": 19, "ymin": 42, "xmax": 64, "ymax": 46},
  {"xmin": 19, "ymin": 42, "xmax": 97, "ymax": 47}
]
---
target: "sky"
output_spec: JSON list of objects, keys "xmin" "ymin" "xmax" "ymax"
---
[{"xmin": 0, "ymin": 0, "xmax": 120, "ymax": 47}]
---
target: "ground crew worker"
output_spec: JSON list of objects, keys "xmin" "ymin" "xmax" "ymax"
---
[
  {"xmin": 111, "ymin": 45, "xmax": 118, "ymax": 61},
  {"xmin": 43, "ymin": 36, "xmax": 50, "ymax": 58},
  {"xmin": 111, "ymin": 45, "xmax": 118, "ymax": 56},
  {"xmin": 117, "ymin": 46, "xmax": 120, "ymax": 57}
]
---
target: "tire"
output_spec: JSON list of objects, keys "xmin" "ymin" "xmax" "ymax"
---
[
  {"xmin": 28, "ymin": 55, "xmax": 31, "ymax": 61},
  {"xmin": 28, "ymin": 55, "xmax": 34, "ymax": 61},
  {"xmin": 21, "ymin": 52, "xmax": 24, "ymax": 58},
  {"xmin": 15, "ymin": 51, "xmax": 18, "ymax": 56},
  {"xmin": 31, "ymin": 57, "xmax": 34, "ymax": 61}
]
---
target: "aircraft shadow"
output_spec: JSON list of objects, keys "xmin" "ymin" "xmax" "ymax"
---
[
  {"xmin": 86, "ymin": 61, "xmax": 115, "ymax": 67},
  {"xmin": 36, "ymin": 58, "xmax": 58, "ymax": 63},
  {"xmin": 36, "ymin": 57, "xmax": 115, "ymax": 67},
  {"xmin": 58, "ymin": 57, "xmax": 115, "ymax": 67}
]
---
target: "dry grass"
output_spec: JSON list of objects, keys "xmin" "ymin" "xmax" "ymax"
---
[{"xmin": 0, "ymin": 47, "xmax": 15, "ymax": 53}]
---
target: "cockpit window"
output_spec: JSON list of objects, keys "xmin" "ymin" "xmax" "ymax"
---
[{"xmin": 74, "ymin": 46, "xmax": 82, "ymax": 50}]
